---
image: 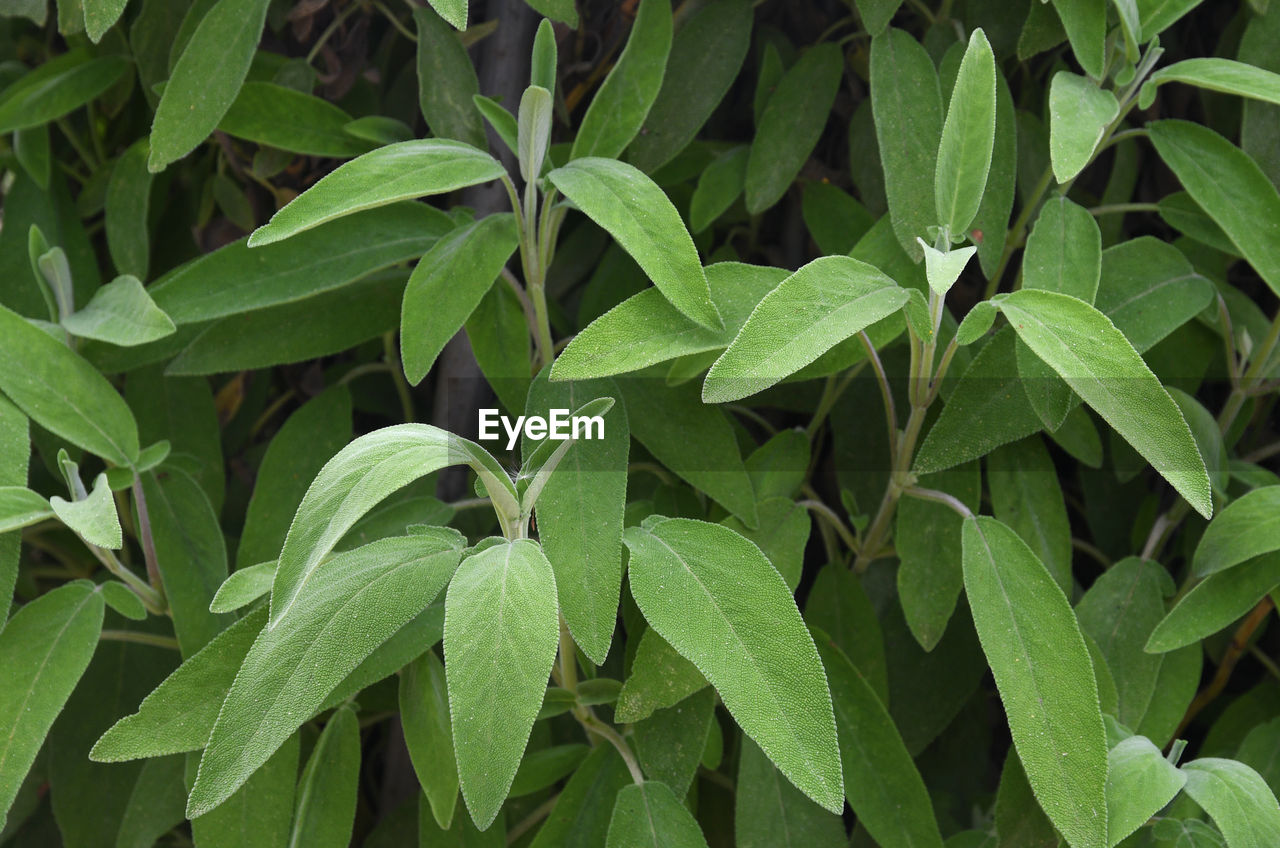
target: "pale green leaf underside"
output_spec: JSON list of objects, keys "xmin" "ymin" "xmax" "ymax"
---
[
  {"xmin": 1180, "ymin": 758, "xmax": 1280, "ymax": 848},
  {"xmin": 934, "ymin": 28, "xmax": 996, "ymax": 238},
  {"xmin": 1048, "ymin": 72, "xmax": 1119, "ymax": 184}
]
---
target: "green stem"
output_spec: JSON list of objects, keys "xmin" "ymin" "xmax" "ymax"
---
[
  {"xmin": 308, "ymin": 0, "xmax": 365, "ymax": 64},
  {"xmin": 800, "ymin": 499, "xmax": 860, "ymax": 554},
  {"xmin": 100, "ymin": 630, "xmax": 181, "ymax": 650},
  {"xmin": 383, "ymin": 332, "xmax": 416, "ymax": 422},
  {"xmin": 1088, "ymin": 202, "xmax": 1158, "ymax": 216}
]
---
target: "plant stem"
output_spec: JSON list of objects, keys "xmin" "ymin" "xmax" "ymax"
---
[
  {"xmin": 1088, "ymin": 202, "xmax": 1159, "ymax": 216},
  {"xmin": 800, "ymin": 499, "xmax": 860, "ymax": 554},
  {"xmin": 130, "ymin": 478, "xmax": 164, "ymax": 595},
  {"xmin": 904, "ymin": 486, "xmax": 972, "ymax": 518},
  {"xmin": 858, "ymin": 332, "xmax": 897, "ymax": 458},
  {"xmin": 580, "ymin": 712, "xmax": 645, "ymax": 783},
  {"xmin": 308, "ymin": 0, "xmax": 364, "ymax": 64},
  {"xmin": 1175, "ymin": 597, "xmax": 1274, "ymax": 737},
  {"xmin": 100, "ymin": 630, "xmax": 181, "ymax": 650}
]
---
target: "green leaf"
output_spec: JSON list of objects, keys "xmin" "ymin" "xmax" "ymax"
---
[
  {"xmin": 414, "ymin": 5, "xmax": 485, "ymax": 149},
  {"xmin": 1048, "ymin": 72, "xmax": 1118, "ymax": 184},
  {"xmin": 153, "ymin": 204, "xmax": 450, "ymax": 324},
  {"xmin": 248, "ymin": 141, "xmax": 505, "ymax": 247},
  {"xmin": 995, "ymin": 748, "xmax": 1060, "ymax": 848},
  {"xmin": 1050, "ymin": 0, "xmax": 1106, "ymax": 79},
  {"xmin": 401, "ymin": 214, "xmax": 518, "ymax": 385},
  {"xmin": 703, "ymin": 256, "xmax": 909, "ymax": 403},
  {"xmin": 61, "ymin": 275, "xmax": 175, "ymax": 346},
  {"xmin": 988, "ymin": 437, "xmax": 1072, "ymax": 593},
  {"xmin": 0, "ymin": 486, "xmax": 53, "ymax": 534},
  {"xmin": 722, "ymin": 497, "xmax": 810, "ymax": 592},
  {"xmin": 871, "ymin": 28, "xmax": 944, "ymax": 259},
  {"xmin": 624, "ymin": 518, "xmax": 844, "ymax": 813},
  {"xmin": 920, "ymin": 241, "xmax": 977, "ymax": 297},
  {"xmin": 745, "ymin": 42, "xmax": 843, "ymax": 214},
  {"xmin": 518, "ymin": 85, "xmax": 552, "ymax": 183},
  {"xmin": 115, "ymin": 755, "xmax": 188, "ymax": 848},
  {"xmin": 802, "ymin": 182, "xmax": 876, "ymax": 255},
  {"xmin": 149, "ymin": 0, "xmax": 270, "ymax": 171},
  {"xmin": 854, "ymin": 0, "xmax": 903, "ymax": 35},
  {"xmin": 100, "ymin": 581, "xmax": 144, "ymax": 620},
  {"xmin": 530, "ymin": 18, "xmax": 557, "ymax": 92},
  {"xmin": 0, "ymin": 303, "xmax": 139, "ymax": 467},
  {"xmin": 572, "ymin": 0, "xmax": 671, "ymax": 160},
  {"xmin": 473, "ymin": 94, "xmax": 519, "ymax": 156},
  {"xmin": 527, "ymin": 744, "xmax": 631, "ymax": 848},
  {"xmin": 189, "ymin": 732, "xmax": 299, "ymax": 848},
  {"xmin": 1149, "ymin": 119, "xmax": 1280, "ymax": 298},
  {"xmin": 1095, "ymin": 237, "xmax": 1214, "ymax": 353},
  {"xmin": 633, "ymin": 688, "xmax": 715, "ymax": 798},
  {"xmin": 289, "ymin": 704, "xmax": 360, "ymax": 848},
  {"xmin": 209, "ymin": 562, "xmax": 273, "ymax": 613},
  {"xmin": 0, "ymin": 50, "xmax": 130, "ymax": 133},
  {"xmin": 91, "ymin": 606, "xmax": 266, "ymax": 763},
  {"xmin": 524, "ymin": 0, "xmax": 576, "ymax": 26},
  {"xmin": 615, "ymin": 628, "xmax": 707, "ymax": 724},
  {"xmin": 621, "ymin": 380, "xmax": 755, "ymax": 525},
  {"xmin": 218, "ymin": 82, "xmax": 371, "ymax": 158},
  {"xmin": 1141, "ymin": 58, "xmax": 1280, "ymax": 111},
  {"xmin": 552, "ymin": 262, "xmax": 785, "ymax": 381},
  {"xmin": 814, "ymin": 635, "xmax": 945, "ymax": 848},
  {"xmin": 523, "ymin": 373, "xmax": 628, "ymax": 664},
  {"xmin": 736, "ymin": 735, "xmax": 846, "ymax": 848},
  {"xmin": 466, "ymin": 279, "xmax": 533, "ymax": 413},
  {"xmin": 400, "ymin": 650, "xmax": 457, "ymax": 830},
  {"xmin": 0, "ymin": 581, "xmax": 104, "ymax": 830},
  {"xmin": 104, "ymin": 139, "xmax": 153, "ymax": 280},
  {"xmin": 510, "ymin": 745, "xmax": 589, "ymax": 798},
  {"xmin": 14, "ymin": 124, "xmax": 51, "ymax": 191},
  {"xmin": 50, "ymin": 471, "xmax": 121, "ymax": 549},
  {"xmin": 426, "ymin": 0, "xmax": 466, "ymax": 29},
  {"xmin": 142, "ymin": 467, "xmax": 231, "ymax": 656},
  {"xmin": 548, "ymin": 157, "xmax": 719, "ymax": 329},
  {"xmin": 998, "ymin": 289, "xmax": 1212, "ymax": 519},
  {"xmin": 1106, "ymin": 736, "xmax": 1186, "ymax": 846},
  {"xmin": 1195, "ymin": 487, "xmax": 1280, "ymax": 577},
  {"xmin": 1180, "ymin": 758, "xmax": 1280, "ymax": 848},
  {"xmin": 1146, "ymin": 553, "xmax": 1280, "ymax": 653},
  {"xmin": 82, "ymin": 0, "xmax": 129, "ymax": 41},
  {"xmin": 344, "ymin": 116, "xmax": 414, "ymax": 146},
  {"xmin": 237, "ymin": 386, "xmax": 352, "ymax": 569},
  {"xmin": 187, "ymin": 536, "xmax": 462, "ymax": 817},
  {"xmin": 626, "ymin": 0, "xmax": 752, "ymax": 173},
  {"xmin": 444, "ymin": 540, "xmax": 559, "ymax": 829},
  {"xmin": 606, "ymin": 781, "xmax": 710, "ymax": 848},
  {"xmin": 1024, "ymin": 195, "xmax": 1101, "ymax": 302},
  {"xmin": 935, "ymin": 29, "xmax": 996, "ymax": 239},
  {"xmin": 689, "ymin": 146, "xmax": 747, "ymax": 233},
  {"xmin": 804, "ymin": 564, "xmax": 889, "ymax": 705},
  {"xmin": 1075, "ymin": 558, "xmax": 1170, "ymax": 730},
  {"xmin": 962, "ymin": 515, "xmax": 1109, "ymax": 848},
  {"xmin": 269, "ymin": 423, "xmax": 516, "ymax": 626}
]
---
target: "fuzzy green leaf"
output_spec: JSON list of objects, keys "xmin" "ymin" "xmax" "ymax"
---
[
  {"xmin": 935, "ymin": 29, "xmax": 996, "ymax": 239},
  {"xmin": 218, "ymin": 82, "xmax": 372, "ymax": 159},
  {"xmin": 61, "ymin": 275, "xmax": 175, "ymax": 347},
  {"xmin": 624, "ymin": 518, "xmax": 844, "ymax": 813},
  {"xmin": 414, "ymin": 5, "xmax": 485, "ymax": 148},
  {"xmin": 1106, "ymin": 736, "xmax": 1186, "ymax": 846},
  {"xmin": 445, "ymin": 540, "xmax": 560, "ymax": 830},
  {"xmin": 0, "ymin": 486, "xmax": 53, "ymax": 533},
  {"xmin": 606, "ymin": 781, "xmax": 709, "ymax": 848},
  {"xmin": 1048, "ymin": 72, "xmax": 1118, "ymax": 184},
  {"xmin": 400, "ymin": 650, "xmax": 457, "ymax": 830},
  {"xmin": 1050, "ymin": 0, "xmax": 1106, "ymax": 79},
  {"xmin": 1095, "ymin": 237, "xmax": 1214, "ymax": 353},
  {"xmin": 0, "ymin": 50, "xmax": 129, "ymax": 133},
  {"xmin": 962, "ymin": 515, "xmax": 1109, "ymax": 848},
  {"xmin": 1180, "ymin": 758, "xmax": 1280, "ymax": 848},
  {"xmin": 1195, "ymin": 487, "xmax": 1280, "ymax": 577},
  {"xmin": 50, "ymin": 471, "xmax": 121, "ymax": 549},
  {"xmin": 209, "ymin": 563, "xmax": 273, "ymax": 614},
  {"xmin": 736, "ymin": 735, "xmax": 846, "ymax": 848},
  {"xmin": 1142, "ymin": 58, "xmax": 1280, "ymax": 111},
  {"xmin": 548, "ymin": 157, "xmax": 720, "ymax": 329},
  {"xmin": 288, "ymin": 704, "xmax": 360, "ymax": 848},
  {"xmin": 1146, "ymin": 553, "xmax": 1280, "ymax": 653}
]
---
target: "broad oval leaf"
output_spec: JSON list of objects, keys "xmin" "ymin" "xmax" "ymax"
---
[
  {"xmin": 444, "ymin": 540, "xmax": 560, "ymax": 830},
  {"xmin": 1195, "ymin": 486, "xmax": 1280, "ymax": 577},
  {"xmin": 548, "ymin": 157, "xmax": 720, "ymax": 329},
  {"xmin": 149, "ymin": 0, "xmax": 271, "ymax": 171},
  {"xmin": 815, "ymin": 635, "xmax": 945, "ymax": 848},
  {"xmin": 624, "ymin": 518, "xmax": 844, "ymax": 813},
  {"xmin": 935, "ymin": 28, "xmax": 996, "ymax": 239},
  {"xmin": 1095, "ymin": 237, "xmax": 1214, "ymax": 354},
  {"xmin": 414, "ymin": 6, "xmax": 485, "ymax": 149},
  {"xmin": 400, "ymin": 213, "xmax": 519, "ymax": 384},
  {"xmin": 83, "ymin": 0, "xmax": 129, "ymax": 41},
  {"xmin": 152, "ymin": 203, "xmax": 451, "ymax": 324},
  {"xmin": 703, "ymin": 256, "xmax": 909, "ymax": 403},
  {"xmin": 269, "ymin": 423, "xmax": 517, "ymax": 626},
  {"xmin": 1149, "ymin": 119, "xmax": 1280, "ymax": 298},
  {"xmin": 247, "ymin": 140, "xmax": 506, "ymax": 247},
  {"xmin": 1180, "ymin": 758, "xmax": 1280, "ymax": 848},
  {"xmin": 288, "ymin": 704, "xmax": 360, "ymax": 848},
  {"xmin": 998, "ymin": 289, "xmax": 1212, "ymax": 519},
  {"xmin": 572, "ymin": 0, "xmax": 672, "ymax": 161},
  {"xmin": 961, "ymin": 515, "xmax": 1109, "ymax": 848},
  {"xmin": 209, "ymin": 563, "xmax": 273, "ymax": 613},
  {"xmin": 1048, "ymin": 72, "xmax": 1119, "ymax": 184},
  {"xmin": 1106, "ymin": 735, "xmax": 1186, "ymax": 846},
  {"xmin": 0, "ymin": 303, "xmax": 140, "ymax": 467},
  {"xmin": 187, "ymin": 536, "xmax": 462, "ymax": 817},
  {"xmin": 1023, "ymin": 195, "xmax": 1101, "ymax": 302},
  {"xmin": 0, "ymin": 51, "xmax": 130, "ymax": 134},
  {"xmin": 0, "ymin": 581, "xmax": 104, "ymax": 829},
  {"xmin": 745, "ymin": 42, "xmax": 843, "ymax": 215},
  {"xmin": 606, "ymin": 781, "xmax": 710, "ymax": 848},
  {"xmin": 1051, "ymin": 0, "xmax": 1106, "ymax": 79}
]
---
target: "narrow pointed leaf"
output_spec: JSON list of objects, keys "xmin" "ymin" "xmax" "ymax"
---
[
  {"xmin": 400, "ymin": 650, "xmax": 457, "ymax": 830},
  {"xmin": 426, "ymin": 0, "xmax": 466, "ymax": 28},
  {"xmin": 998, "ymin": 289, "xmax": 1212, "ymax": 519},
  {"xmin": 548, "ymin": 158, "xmax": 720, "ymax": 329},
  {"xmin": 248, "ymin": 141, "xmax": 505, "ymax": 247},
  {"xmin": 572, "ymin": 0, "xmax": 672, "ymax": 161},
  {"xmin": 400, "ymin": 214, "xmax": 519, "ymax": 384},
  {"xmin": 962, "ymin": 516, "xmax": 1109, "ymax": 848},
  {"xmin": 1050, "ymin": 0, "xmax": 1106, "ymax": 79},
  {"xmin": 0, "ymin": 51, "xmax": 130, "ymax": 133},
  {"xmin": 1146, "ymin": 553, "xmax": 1280, "ymax": 653},
  {"xmin": 0, "ymin": 581, "xmax": 104, "ymax": 829},
  {"xmin": 269, "ymin": 423, "xmax": 516, "ymax": 626},
  {"xmin": 209, "ymin": 563, "xmax": 274, "ymax": 613},
  {"xmin": 1195, "ymin": 487, "xmax": 1280, "ymax": 577},
  {"xmin": 935, "ymin": 28, "xmax": 996, "ymax": 238},
  {"xmin": 188, "ymin": 536, "xmax": 461, "ymax": 817},
  {"xmin": 1142, "ymin": 58, "xmax": 1280, "ymax": 110},
  {"xmin": 736, "ymin": 735, "xmax": 846, "ymax": 848},
  {"xmin": 445, "ymin": 540, "xmax": 559, "ymax": 830},
  {"xmin": 624, "ymin": 518, "xmax": 844, "ymax": 813},
  {"xmin": 0, "ymin": 487, "xmax": 52, "ymax": 534},
  {"xmin": 288, "ymin": 704, "xmax": 360, "ymax": 848},
  {"xmin": 218, "ymin": 82, "xmax": 372, "ymax": 158},
  {"xmin": 0, "ymin": 303, "xmax": 140, "ymax": 467},
  {"xmin": 414, "ymin": 5, "xmax": 485, "ymax": 148},
  {"xmin": 1024, "ymin": 195, "xmax": 1101, "ymax": 302},
  {"xmin": 703, "ymin": 256, "xmax": 909, "ymax": 403}
]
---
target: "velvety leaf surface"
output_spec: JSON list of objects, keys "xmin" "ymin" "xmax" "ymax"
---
[
  {"xmin": 1146, "ymin": 553, "xmax": 1280, "ymax": 653},
  {"xmin": 1180, "ymin": 758, "xmax": 1280, "ymax": 847},
  {"xmin": 1048, "ymin": 72, "xmax": 1118, "ymax": 183},
  {"xmin": 606, "ymin": 781, "xmax": 709, "ymax": 848},
  {"xmin": 288, "ymin": 704, "xmax": 360, "ymax": 848},
  {"xmin": 1194, "ymin": 486, "xmax": 1280, "ymax": 577},
  {"xmin": 934, "ymin": 29, "xmax": 996, "ymax": 239},
  {"xmin": 1106, "ymin": 736, "xmax": 1186, "ymax": 846},
  {"xmin": 400, "ymin": 650, "xmax": 458, "ymax": 830}
]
